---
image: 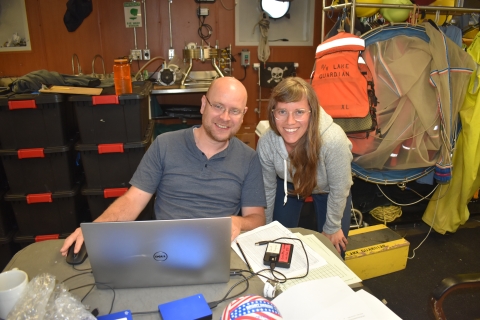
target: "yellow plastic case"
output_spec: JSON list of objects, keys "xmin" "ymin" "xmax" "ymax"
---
[{"xmin": 345, "ymin": 224, "xmax": 410, "ymax": 280}]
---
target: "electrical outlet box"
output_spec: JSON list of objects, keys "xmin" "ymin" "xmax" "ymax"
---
[
  {"xmin": 197, "ymin": 7, "xmax": 209, "ymax": 16},
  {"xmin": 240, "ymin": 49, "xmax": 250, "ymax": 67},
  {"xmin": 130, "ymin": 49, "xmax": 142, "ymax": 61},
  {"xmin": 168, "ymin": 49, "xmax": 175, "ymax": 61},
  {"xmin": 143, "ymin": 49, "xmax": 150, "ymax": 60}
]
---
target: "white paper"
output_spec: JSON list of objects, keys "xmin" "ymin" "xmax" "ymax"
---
[
  {"xmin": 272, "ymin": 277, "xmax": 354, "ymax": 319},
  {"xmin": 271, "ymin": 277, "xmax": 402, "ymax": 320},
  {"xmin": 277, "ymin": 233, "xmax": 362, "ymax": 291},
  {"xmin": 314, "ymin": 289, "xmax": 378, "ymax": 320},
  {"xmin": 355, "ymin": 289, "xmax": 402, "ymax": 320},
  {"xmin": 232, "ymin": 221, "xmax": 326, "ymax": 281}
]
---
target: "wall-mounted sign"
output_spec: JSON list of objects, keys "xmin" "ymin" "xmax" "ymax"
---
[{"xmin": 124, "ymin": 2, "xmax": 142, "ymax": 28}]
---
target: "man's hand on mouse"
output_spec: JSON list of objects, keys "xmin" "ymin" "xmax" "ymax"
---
[{"xmin": 60, "ymin": 228, "xmax": 84, "ymax": 256}]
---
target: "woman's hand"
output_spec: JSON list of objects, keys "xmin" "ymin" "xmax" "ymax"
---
[{"xmin": 322, "ymin": 229, "xmax": 348, "ymax": 254}]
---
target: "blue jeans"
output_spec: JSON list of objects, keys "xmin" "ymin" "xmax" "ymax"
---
[{"xmin": 273, "ymin": 177, "xmax": 352, "ymax": 256}]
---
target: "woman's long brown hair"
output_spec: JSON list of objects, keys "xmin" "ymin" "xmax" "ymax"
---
[{"xmin": 267, "ymin": 77, "xmax": 321, "ymax": 198}]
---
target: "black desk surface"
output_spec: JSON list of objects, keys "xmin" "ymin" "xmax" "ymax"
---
[{"xmin": 4, "ymin": 228, "xmax": 343, "ymax": 319}]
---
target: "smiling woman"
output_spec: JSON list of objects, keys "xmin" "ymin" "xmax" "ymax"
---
[{"xmin": 257, "ymin": 77, "xmax": 354, "ymax": 258}]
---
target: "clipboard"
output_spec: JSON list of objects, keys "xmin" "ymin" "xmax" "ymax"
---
[{"xmin": 39, "ymin": 85, "xmax": 103, "ymax": 95}]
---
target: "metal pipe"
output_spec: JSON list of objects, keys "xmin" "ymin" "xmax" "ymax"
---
[
  {"xmin": 92, "ymin": 54, "xmax": 105, "ymax": 76},
  {"xmin": 168, "ymin": 0, "xmax": 173, "ymax": 49},
  {"xmin": 351, "ymin": 1, "xmax": 356, "ymax": 34},
  {"xmin": 180, "ymin": 58, "xmax": 193, "ymax": 88},
  {"xmin": 321, "ymin": 0, "xmax": 325, "ymax": 42},
  {"xmin": 321, "ymin": 1, "xmax": 480, "ymax": 39},
  {"xmin": 134, "ymin": 56, "xmax": 165, "ymax": 80},
  {"xmin": 228, "ymin": 44, "xmax": 232, "ymax": 76},
  {"xmin": 324, "ymin": 2, "xmax": 480, "ymax": 13},
  {"xmin": 211, "ymin": 40, "xmax": 223, "ymax": 77},
  {"xmin": 143, "ymin": 0, "xmax": 148, "ymax": 49},
  {"xmin": 133, "ymin": 27, "xmax": 138, "ymax": 49},
  {"xmin": 131, "ymin": 0, "xmax": 138, "ymax": 49},
  {"xmin": 211, "ymin": 58, "xmax": 224, "ymax": 78},
  {"xmin": 71, "ymin": 53, "xmax": 82, "ymax": 75}
]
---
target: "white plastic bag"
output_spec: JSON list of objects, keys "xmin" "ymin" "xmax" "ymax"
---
[{"xmin": 6, "ymin": 273, "xmax": 95, "ymax": 320}]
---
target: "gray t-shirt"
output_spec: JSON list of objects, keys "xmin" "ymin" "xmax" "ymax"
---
[{"xmin": 130, "ymin": 127, "xmax": 266, "ymax": 220}]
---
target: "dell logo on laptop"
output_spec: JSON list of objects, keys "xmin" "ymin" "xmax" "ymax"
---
[{"xmin": 153, "ymin": 251, "xmax": 168, "ymax": 261}]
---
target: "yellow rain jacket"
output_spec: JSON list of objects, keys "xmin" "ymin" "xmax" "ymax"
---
[{"xmin": 423, "ymin": 32, "xmax": 480, "ymax": 233}]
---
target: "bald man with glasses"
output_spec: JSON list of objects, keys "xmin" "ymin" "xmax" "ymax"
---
[{"xmin": 61, "ymin": 77, "xmax": 266, "ymax": 256}]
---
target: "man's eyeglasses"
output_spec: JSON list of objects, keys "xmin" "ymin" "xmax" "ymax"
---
[
  {"xmin": 273, "ymin": 108, "xmax": 311, "ymax": 121},
  {"xmin": 205, "ymin": 96, "xmax": 246, "ymax": 117}
]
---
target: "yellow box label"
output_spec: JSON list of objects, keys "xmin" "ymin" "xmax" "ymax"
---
[{"xmin": 345, "ymin": 239, "xmax": 408, "ymax": 258}]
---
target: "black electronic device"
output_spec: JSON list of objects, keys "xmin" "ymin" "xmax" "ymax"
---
[
  {"xmin": 263, "ymin": 242, "xmax": 293, "ymax": 268},
  {"xmin": 159, "ymin": 68, "xmax": 175, "ymax": 86},
  {"xmin": 66, "ymin": 241, "xmax": 88, "ymax": 265}
]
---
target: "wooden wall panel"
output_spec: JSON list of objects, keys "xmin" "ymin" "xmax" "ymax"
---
[
  {"xmin": 39, "ymin": 0, "xmax": 103, "ymax": 75},
  {"xmin": 0, "ymin": 0, "xmax": 325, "ymax": 126}
]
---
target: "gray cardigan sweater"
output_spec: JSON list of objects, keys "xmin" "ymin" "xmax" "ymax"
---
[{"xmin": 257, "ymin": 107, "xmax": 353, "ymax": 234}]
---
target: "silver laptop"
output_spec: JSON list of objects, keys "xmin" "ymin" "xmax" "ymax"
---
[{"xmin": 81, "ymin": 217, "xmax": 231, "ymax": 289}]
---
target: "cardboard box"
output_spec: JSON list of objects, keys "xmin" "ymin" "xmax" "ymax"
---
[
  {"xmin": 345, "ymin": 224, "xmax": 409, "ymax": 280},
  {"xmin": 235, "ymin": 125, "xmax": 256, "ymax": 149}
]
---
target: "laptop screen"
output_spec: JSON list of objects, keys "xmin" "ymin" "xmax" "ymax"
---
[{"xmin": 81, "ymin": 217, "xmax": 232, "ymax": 289}]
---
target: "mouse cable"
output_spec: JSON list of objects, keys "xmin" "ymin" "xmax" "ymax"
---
[
  {"xmin": 80, "ymin": 284, "xmax": 95, "ymax": 303},
  {"xmin": 68, "ymin": 281, "xmax": 116, "ymax": 315},
  {"xmin": 131, "ymin": 273, "xmax": 253, "ymax": 315},
  {"xmin": 65, "ymin": 283, "xmax": 99, "ymax": 317},
  {"xmin": 92, "ymin": 282, "xmax": 116, "ymax": 315},
  {"xmin": 215, "ymin": 273, "xmax": 254, "ymax": 303},
  {"xmin": 60, "ymin": 271, "xmax": 93, "ymax": 283},
  {"xmin": 73, "ymin": 264, "xmax": 92, "ymax": 272},
  {"xmin": 68, "ymin": 281, "xmax": 148, "ymax": 317},
  {"xmin": 67, "ymin": 283, "xmax": 96, "ymax": 301},
  {"xmin": 256, "ymin": 268, "xmax": 287, "ymax": 283},
  {"xmin": 208, "ymin": 272, "xmax": 253, "ymax": 309},
  {"xmin": 230, "ymin": 268, "xmax": 286, "ymax": 287}
]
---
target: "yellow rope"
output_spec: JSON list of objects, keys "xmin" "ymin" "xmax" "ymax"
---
[{"xmin": 369, "ymin": 205, "xmax": 402, "ymax": 224}]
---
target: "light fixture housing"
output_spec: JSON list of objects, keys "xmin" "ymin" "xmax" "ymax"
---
[{"xmin": 261, "ymin": 0, "xmax": 290, "ymax": 19}]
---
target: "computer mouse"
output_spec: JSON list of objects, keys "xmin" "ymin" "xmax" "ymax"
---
[{"xmin": 66, "ymin": 241, "xmax": 88, "ymax": 265}]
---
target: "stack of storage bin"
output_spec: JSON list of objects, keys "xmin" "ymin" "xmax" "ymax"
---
[
  {"xmin": 70, "ymin": 82, "xmax": 154, "ymax": 221},
  {"xmin": 0, "ymin": 159, "xmax": 18, "ymax": 269},
  {"xmin": 0, "ymin": 92, "xmax": 85, "ymax": 248}
]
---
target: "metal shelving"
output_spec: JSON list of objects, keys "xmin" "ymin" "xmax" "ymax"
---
[{"xmin": 321, "ymin": 0, "xmax": 480, "ymax": 41}]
